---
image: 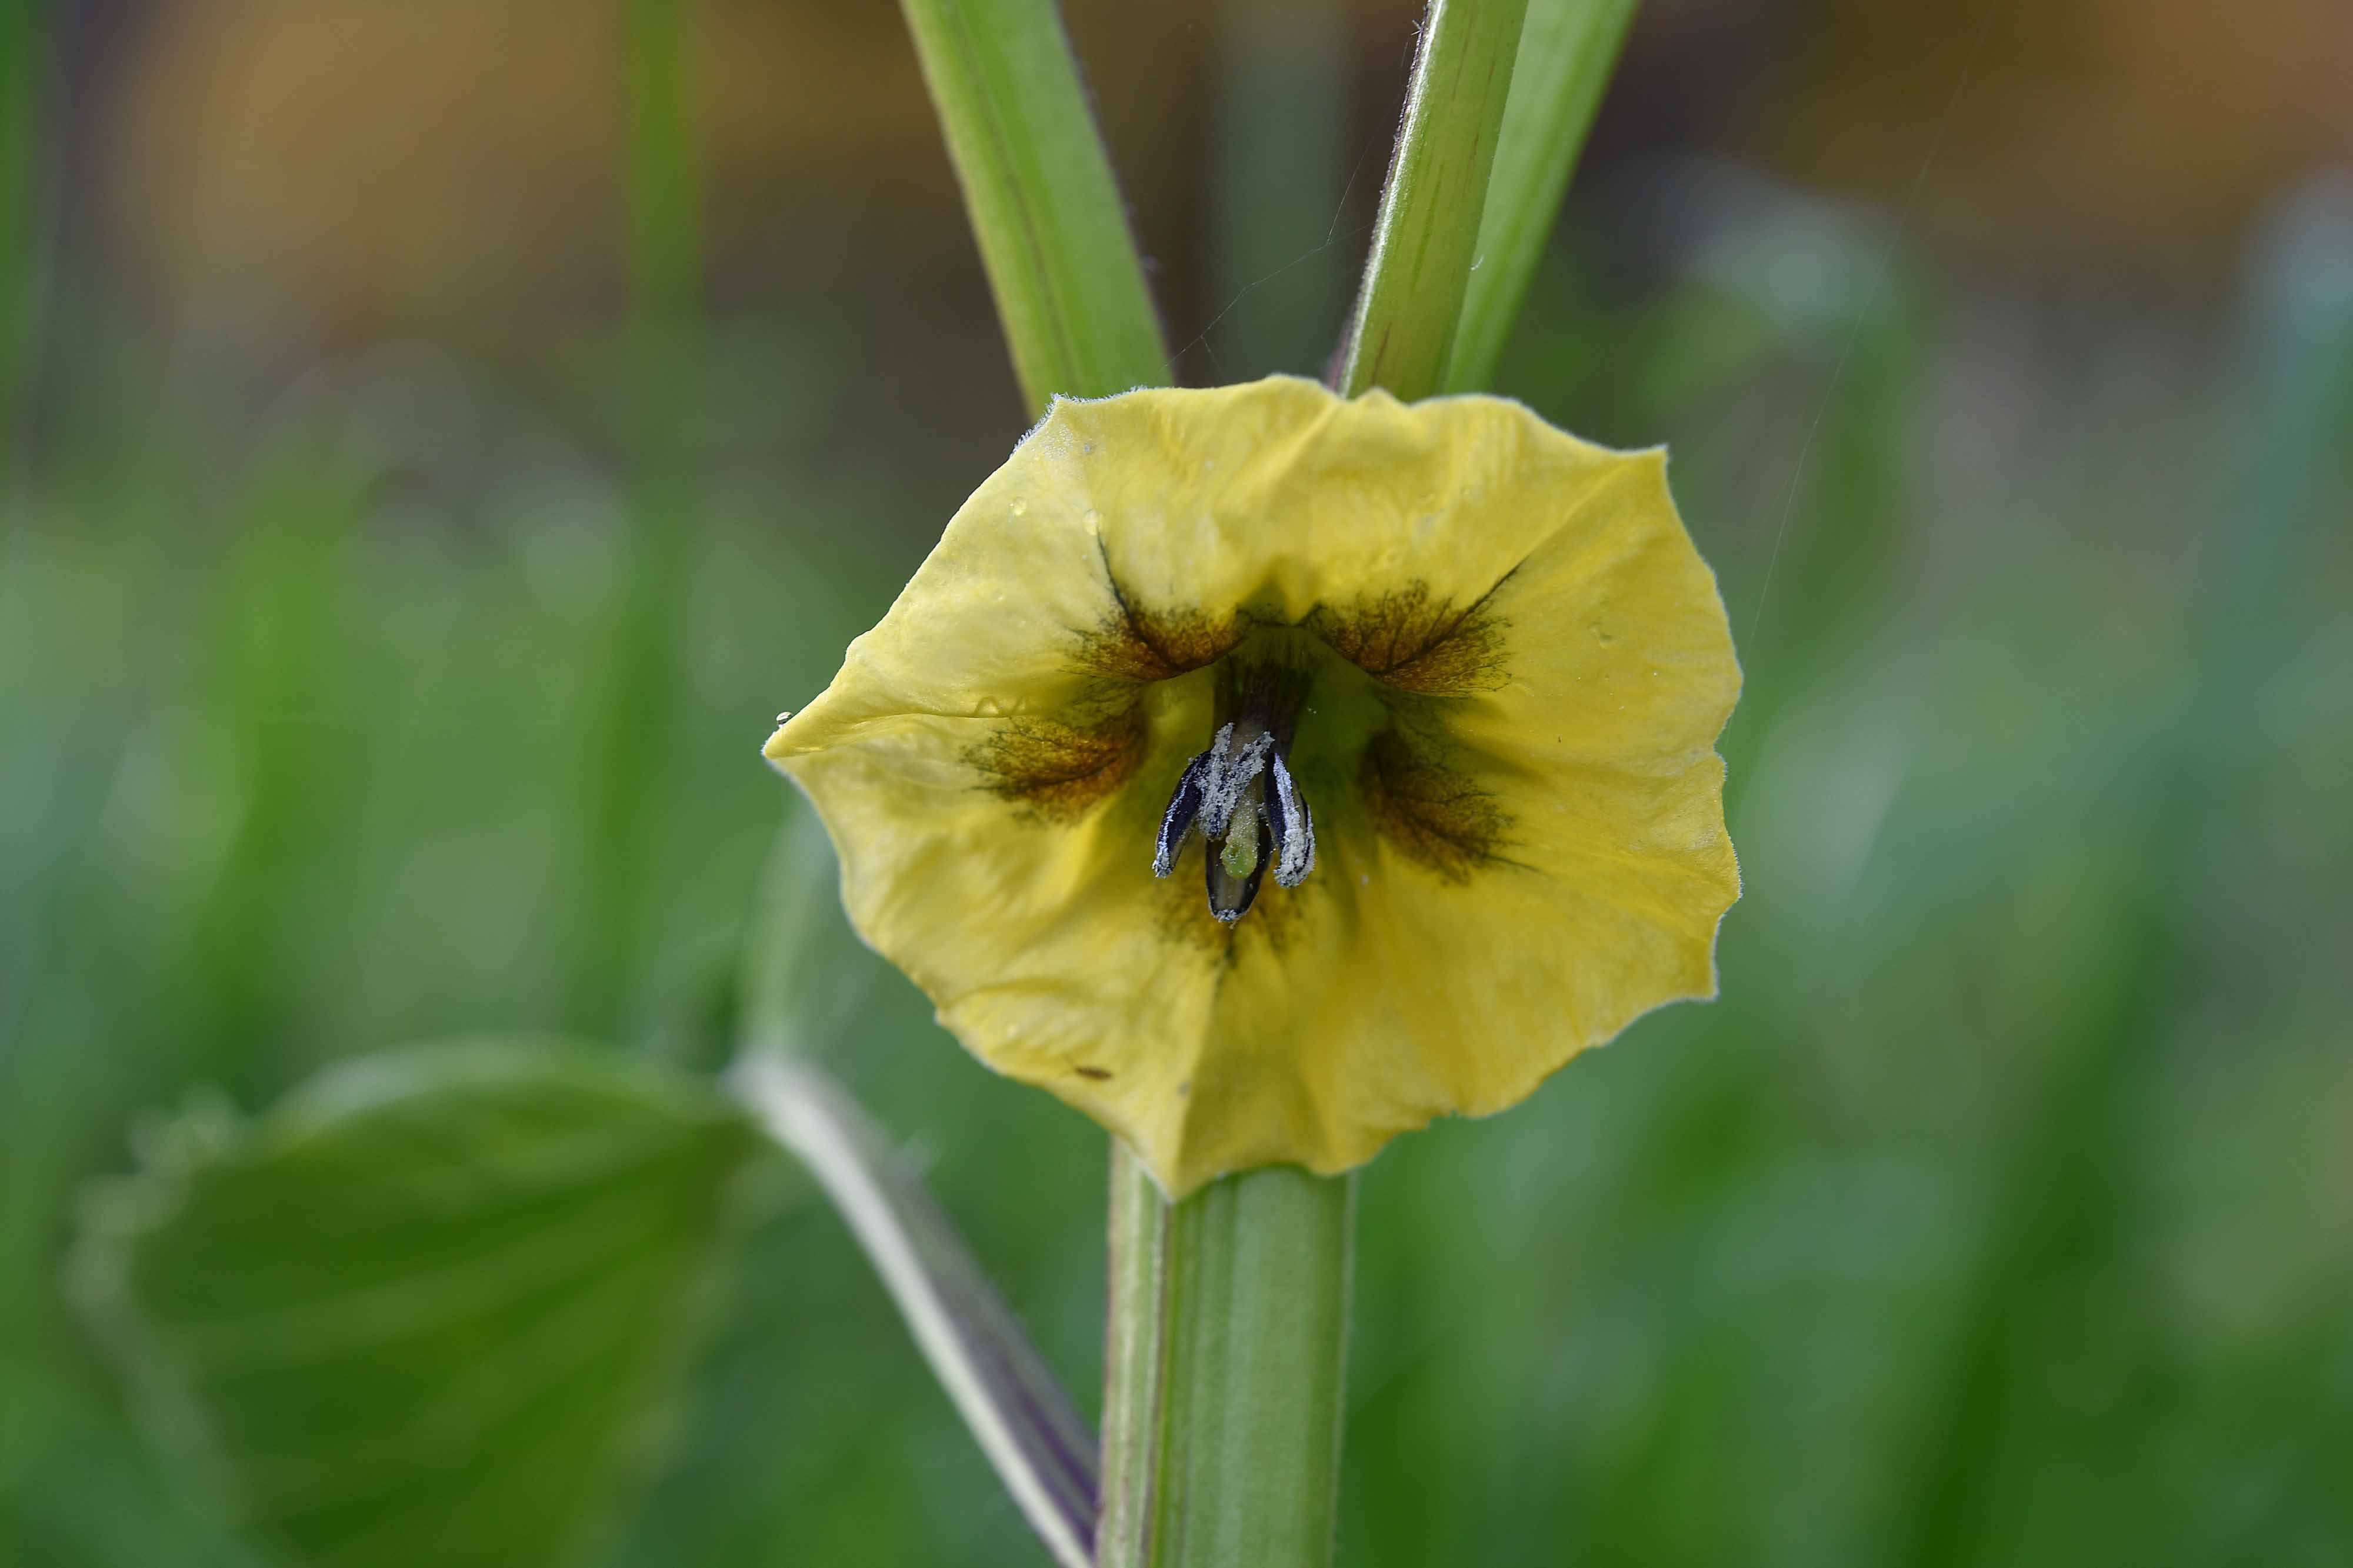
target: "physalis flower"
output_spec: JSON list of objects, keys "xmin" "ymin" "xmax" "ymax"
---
[{"xmin": 766, "ymin": 376, "xmax": 1739, "ymax": 1197}]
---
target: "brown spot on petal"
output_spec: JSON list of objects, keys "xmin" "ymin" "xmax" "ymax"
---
[
  {"xmin": 1359, "ymin": 723, "xmax": 1511, "ymax": 880},
  {"xmin": 1075, "ymin": 602, "xmax": 1240, "ymax": 683},
  {"xmin": 1074, "ymin": 1065, "xmax": 1113, "ymax": 1081},
  {"xmin": 1074, "ymin": 536, "xmax": 1245, "ymax": 682},
  {"xmin": 966, "ymin": 693, "xmax": 1146, "ymax": 822},
  {"xmin": 1307, "ymin": 578, "xmax": 1512, "ymax": 695}
]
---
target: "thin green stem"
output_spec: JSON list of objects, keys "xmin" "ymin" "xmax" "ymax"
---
[
  {"xmin": 735, "ymin": 1056, "xmax": 1097, "ymax": 1568},
  {"xmin": 896, "ymin": 0, "xmax": 1168, "ymax": 413},
  {"xmin": 1100, "ymin": 1146, "xmax": 1354, "ymax": 1568},
  {"xmin": 1445, "ymin": 0, "xmax": 1642, "ymax": 393},
  {"xmin": 1338, "ymin": 0, "xmax": 1531, "ymax": 400}
]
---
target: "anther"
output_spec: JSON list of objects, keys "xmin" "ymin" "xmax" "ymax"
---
[{"xmin": 1152, "ymin": 719, "xmax": 1315, "ymax": 921}]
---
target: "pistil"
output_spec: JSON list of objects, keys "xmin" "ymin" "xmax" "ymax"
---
[{"xmin": 1219, "ymin": 803, "xmax": 1261, "ymax": 881}]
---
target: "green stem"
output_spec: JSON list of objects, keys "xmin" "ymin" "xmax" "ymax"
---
[
  {"xmin": 895, "ymin": 0, "xmax": 1168, "ymax": 412},
  {"xmin": 736, "ymin": 1056, "xmax": 1097, "ymax": 1568},
  {"xmin": 1338, "ymin": 0, "xmax": 1532, "ymax": 400},
  {"xmin": 1100, "ymin": 1145, "xmax": 1355, "ymax": 1568},
  {"xmin": 1444, "ymin": 0, "xmax": 1642, "ymax": 393}
]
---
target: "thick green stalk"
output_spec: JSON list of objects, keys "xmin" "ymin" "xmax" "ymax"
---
[
  {"xmin": 896, "ymin": 0, "xmax": 1167, "ymax": 411},
  {"xmin": 1100, "ymin": 1146, "xmax": 1354, "ymax": 1568},
  {"xmin": 1444, "ymin": 0, "xmax": 1642, "ymax": 392},
  {"xmin": 1338, "ymin": 0, "xmax": 1531, "ymax": 399}
]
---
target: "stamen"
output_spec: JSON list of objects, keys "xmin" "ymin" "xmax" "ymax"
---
[
  {"xmin": 1268, "ymin": 752, "xmax": 1315, "ymax": 888},
  {"xmin": 1152, "ymin": 715, "xmax": 1316, "ymax": 921},
  {"xmin": 1195, "ymin": 723, "xmax": 1272, "ymax": 841},
  {"xmin": 1154, "ymin": 751, "xmax": 1210, "ymax": 878}
]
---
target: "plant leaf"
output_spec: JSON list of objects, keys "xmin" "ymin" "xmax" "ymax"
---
[{"xmin": 73, "ymin": 1038, "xmax": 766, "ymax": 1568}]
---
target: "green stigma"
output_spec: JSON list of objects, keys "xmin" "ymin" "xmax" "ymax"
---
[{"xmin": 1219, "ymin": 806, "xmax": 1261, "ymax": 881}]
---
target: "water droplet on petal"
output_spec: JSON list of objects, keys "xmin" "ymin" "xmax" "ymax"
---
[
  {"xmin": 1010, "ymin": 496, "xmax": 1028, "ymax": 516},
  {"xmin": 1083, "ymin": 508, "xmax": 1104, "ymax": 534}
]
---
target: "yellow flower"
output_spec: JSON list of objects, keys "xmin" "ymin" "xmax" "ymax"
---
[{"xmin": 766, "ymin": 376, "xmax": 1739, "ymax": 1197}]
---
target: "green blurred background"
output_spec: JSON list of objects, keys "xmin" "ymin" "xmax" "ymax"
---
[{"xmin": 5, "ymin": 1, "xmax": 2351, "ymax": 1563}]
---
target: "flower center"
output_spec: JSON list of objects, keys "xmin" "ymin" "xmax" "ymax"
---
[{"xmin": 1152, "ymin": 712, "xmax": 1317, "ymax": 923}]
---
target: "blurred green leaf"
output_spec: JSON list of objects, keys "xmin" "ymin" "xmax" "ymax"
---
[
  {"xmin": 1444, "ymin": 0, "xmax": 1642, "ymax": 393},
  {"xmin": 73, "ymin": 1039, "xmax": 766, "ymax": 1568},
  {"xmin": 897, "ymin": 0, "xmax": 1169, "ymax": 412}
]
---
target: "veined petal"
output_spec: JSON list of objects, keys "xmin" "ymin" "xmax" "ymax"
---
[{"xmin": 766, "ymin": 376, "xmax": 1740, "ymax": 1197}]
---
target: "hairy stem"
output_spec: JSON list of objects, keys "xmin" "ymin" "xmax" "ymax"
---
[
  {"xmin": 1338, "ymin": 0, "xmax": 1532, "ymax": 399},
  {"xmin": 1445, "ymin": 0, "xmax": 1644, "ymax": 392},
  {"xmin": 896, "ymin": 0, "xmax": 1168, "ymax": 413}
]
